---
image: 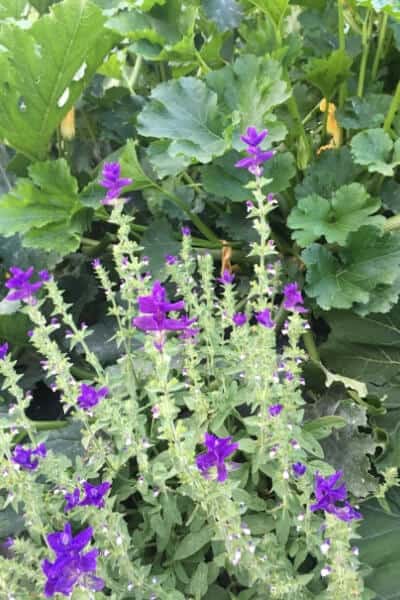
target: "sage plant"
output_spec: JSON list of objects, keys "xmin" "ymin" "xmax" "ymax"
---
[{"xmin": 0, "ymin": 130, "xmax": 369, "ymax": 599}]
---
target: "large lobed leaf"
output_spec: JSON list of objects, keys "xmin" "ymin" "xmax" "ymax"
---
[
  {"xmin": 0, "ymin": 0, "xmax": 117, "ymax": 160},
  {"xmin": 289, "ymin": 183, "xmax": 384, "ymax": 246},
  {"xmin": 320, "ymin": 306, "xmax": 400, "ymax": 408},
  {"xmin": 302, "ymin": 227, "xmax": 400, "ymax": 313},
  {"xmin": 137, "ymin": 77, "xmax": 227, "ymax": 164},
  {"xmin": 0, "ymin": 159, "xmax": 89, "ymax": 254},
  {"xmin": 351, "ymin": 128, "xmax": 400, "ymax": 176}
]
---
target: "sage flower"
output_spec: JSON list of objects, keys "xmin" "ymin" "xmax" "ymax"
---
[
  {"xmin": 256, "ymin": 308, "xmax": 274, "ymax": 329},
  {"xmin": 235, "ymin": 126, "xmax": 275, "ymax": 176},
  {"xmin": 0, "ymin": 342, "xmax": 8, "ymax": 360},
  {"xmin": 196, "ymin": 433, "xmax": 239, "ymax": 482},
  {"xmin": 79, "ymin": 481, "xmax": 111, "ymax": 509},
  {"xmin": 5, "ymin": 266, "xmax": 45, "ymax": 303},
  {"xmin": 232, "ymin": 313, "xmax": 247, "ymax": 326},
  {"xmin": 11, "ymin": 442, "xmax": 47, "ymax": 471},
  {"xmin": 283, "ymin": 282, "xmax": 307, "ymax": 313},
  {"xmin": 100, "ymin": 162, "xmax": 132, "ymax": 205},
  {"xmin": 77, "ymin": 384, "xmax": 109, "ymax": 410},
  {"xmin": 43, "ymin": 523, "xmax": 104, "ymax": 597},
  {"xmin": 310, "ymin": 471, "xmax": 362, "ymax": 522}
]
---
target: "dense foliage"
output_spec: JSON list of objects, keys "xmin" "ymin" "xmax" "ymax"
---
[{"xmin": 1, "ymin": 0, "xmax": 400, "ymax": 598}]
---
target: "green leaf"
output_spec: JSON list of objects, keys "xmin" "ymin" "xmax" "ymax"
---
[
  {"xmin": 202, "ymin": 0, "xmax": 243, "ymax": 31},
  {"xmin": 140, "ymin": 218, "xmax": 180, "ymax": 280},
  {"xmin": 0, "ymin": 0, "xmax": 117, "ymax": 160},
  {"xmin": 206, "ymin": 54, "xmax": 290, "ymax": 146},
  {"xmin": 45, "ymin": 421, "xmax": 83, "ymax": 462},
  {"xmin": 337, "ymin": 94, "xmax": 392, "ymax": 130},
  {"xmin": 288, "ymin": 183, "xmax": 383, "ymax": 246},
  {"xmin": 358, "ymin": 492, "xmax": 400, "ymax": 600},
  {"xmin": 303, "ymin": 227, "xmax": 400, "ymax": 312},
  {"xmin": 28, "ymin": 0, "xmax": 60, "ymax": 13},
  {"xmin": 351, "ymin": 128, "xmax": 400, "ymax": 176},
  {"xmin": 146, "ymin": 140, "xmax": 192, "ymax": 178},
  {"xmin": 303, "ymin": 416, "xmax": 347, "ymax": 439},
  {"xmin": 188, "ymin": 562, "xmax": 210, "ymax": 598},
  {"xmin": 137, "ymin": 77, "xmax": 226, "ymax": 165},
  {"xmin": 0, "ymin": 505, "xmax": 24, "ymax": 538},
  {"xmin": 0, "ymin": 0, "xmax": 27, "ymax": 18},
  {"xmin": 295, "ymin": 147, "xmax": 361, "ymax": 199},
  {"xmin": 304, "ymin": 49, "xmax": 352, "ymax": 99},
  {"xmin": 320, "ymin": 306, "xmax": 400, "ymax": 408},
  {"xmin": 262, "ymin": 152, "xmax": 296, "ymax": 193},
  {"xmin": 173, "ymin": 526, "xmax": 213, "ymax": 560},
  {"xmin": 0, "ymin": 159, "xmax": 87, "ymax": 254},
  {"xmin": 201, "ymin": 151, "xmax": 251, "ymax": 202},
  {"xmin": 355, "ymin": 0, "xmax": 400, "ymax": 18}
]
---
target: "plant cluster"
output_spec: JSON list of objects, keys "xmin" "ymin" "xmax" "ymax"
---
[{"xmin": 1, "ymin": 0, "xmax": 400, "ymax": 597}]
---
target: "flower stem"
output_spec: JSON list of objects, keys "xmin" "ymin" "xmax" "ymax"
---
[
  {"xmin": 287, "ymin": 94, "xmax": 311, "ymax": 170},
  {"xmin": 384, "ymin": 80, "xmax": 400, "ymax": 134},
  {"xmin": 338, "ymin": 0, "xmax": 347, "ymax": 110},
  {"xmin": 357, "ymin": 9, "xmax": 372, "ymax": 98},
  {"xmin": 371, "ymin": 12, "xmax": 388, "ymax": 81},
  {"xmin": 302, "ymin": 329, "xmax": 320, "ymax": 362},
  {"xmin": 155, "ymin": 183, "xmax": 221, "ymax": 245}
]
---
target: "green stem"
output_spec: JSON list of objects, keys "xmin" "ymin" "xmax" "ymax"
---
[
  {"xmin": 302, "ymin": 330, "xmax": 320, "ymax": 362},
  {"xmin": 384, "ymin": 81, "xmax": 400, "ymax": 134},
  {"xmin": 371, "ymin": 12, "xmax": 388, "ymax": 81},
  {"xmin": 128, "ymin": 55, "xmax": 143, "ymax": 92},
  {"xmin": 154, "ymin": 183, "xmax": 221, "ymax": 245},
  {"xmin": 338, "ymin": 0, "xmax": 347, "ymax": 109},
  {"xmin": 287, "ymin": 93, "xmax": 311, "ymax": 170},
  {"xmin": 357, "ymin": 10, "xmax": 373, "ymax": 98}
]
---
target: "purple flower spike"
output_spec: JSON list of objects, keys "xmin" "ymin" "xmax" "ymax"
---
[
  {"xmin": 11, "ymin": 442, "xmax": 47, "ymax": 471},
  {"xmin": 181, "ymin": 226, "xmax": 191, "ymax": 237},
  {"xmin": 256, "ymin": 308, "xmax": 274, "ymax": 329},
  {"xmin": 292, "ymin": 462, "xmax": 307, "ymax": 477},
  {"xmin": 77, "ymin": 384, "xmax": 109, "ymax": 411},
  {"xmin": 43, "ymin": 523, "xmax": 104, "ymax": 598},
  {"xmin": 5, "ymin": 266, "xmax": 44, "ymax": 303},
  {"xmin": 218, "ymin": 270, "xmax": 235, "ymax": 285},
  {"xmin": 283, "ymin": 282, "xmax": 307, "ymax": 313},
  {"xmin": 196, "ymin": 433, "xmax": 239, "ymax": 483},
  {"xmin": 240, "ymin": 126, "xmax": 268, "ymax": 147},
  {"xmin": 310, "ymin": 471, "xmax": 362, "ymax": 522},
  {"xmin": 64, "ymin": 488, "xmax": 81, "ymax": 513},
  {"xmin": 79, "ymin": 481, "xmax": 111, "ymax": 509},
  {"xmin": 92, "ymin": 258, "xmax": 101, "ymax": 269},
  {"xmin": 269, "ymin": 404, "xmax": 283, "ymax": 417},
  {"xmin": 0, "ymin": 342, "xmax": 8, "ymax": 360},
  {"xmin": 233, "ymin": 313, "xmax": 247, "ymax": 327},
  {"xmin": 235, "ymin": 127, "xmax": 275, "ymax": 177},
  {"xmin": 100, "ymin": 162, "xmax": 132, "ymax": 205}
]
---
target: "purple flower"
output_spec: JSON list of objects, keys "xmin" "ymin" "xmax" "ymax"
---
[
  {"xmin": 165, "ymin": 254, "xmax": 178, "ymax": 265},
  {"xmin": 3, "ymin": 537, "xmax": 14, "ymax": 549},
  {"xmin": 133, "ymin": 281, "xmax": 195, "ymax": 334},
  {"xmin": 100, "ymin": 162, "xmax": 132, "ymax": 205},
  {"xmin": 64, "ymin": 488, "xmax": 81, "ymax": 513},
  {"xmin": 235, "ymin": 127, "xmax": 275, "ymax": 176},
  {"xmin": 0, "ymin": 342, "xmax": 8, "ymax": 360},
  {"xmin": 283, "ymin": 282, "xmax": 307, "ymax": 313},
  {"xmin": 196, "ymin": 433, "xmax": 239, "ymax": 483},
  {"xmin": 77, "ymin": 384, "xmax": 109, "ymax": 411},
  {"xmin": 11, "ymin": 442, "xmax": 47, "ymax": 471},
  {"xmin": 79, "ymin": 481, "xmax": 111, "ymax": 509},
  {"xmin": 232, "ymin": 313, "xmax": 247, "ymax": 327},
  {"xmin": 256, "ymin": 308, "xmax": 274, "ymax": 329},
  {"xmin": 292, "ymin": 462, "xmax": 307, "ymax": 477},
  {"xmin": 240, "ymin": 126, "xmax": 268, "ymax": 147},
  {"xmin": 5, "ymin": 266, "xmax": 44, "ymax": 303},
  {"xmin": 92, "ymin": 258, "xmax": 101, "ymax": 269},
  {"xmin": 218, "ymin": 270, "xmax": 235, "ymax": 285},
  {"xmin": 181, "ymin": 226, "xmax": 191, "ymax": 236},
  {"xmin": 269, "ymin": 404, "xmax": 283, "ymax": 417},
  {"xmin": 310, "ymin": 471, "xmax": 362, "ymax": 522},
  {"xmin": 38, "ymin": 270, "xmax": 51, "ymax": 282},
  {"xmin": 43, "ymin": 523, "xmax": 103, "ymax": 597}
]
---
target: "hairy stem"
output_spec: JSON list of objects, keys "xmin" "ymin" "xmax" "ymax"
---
[{"xmin": 371, "ymin": 12, "xmax": 388, "ymax": 81}]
